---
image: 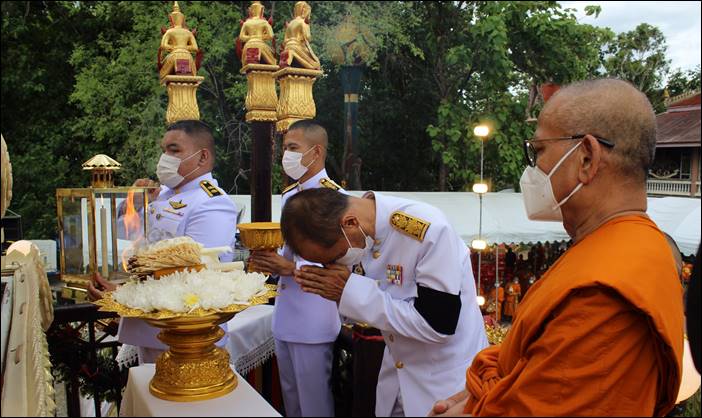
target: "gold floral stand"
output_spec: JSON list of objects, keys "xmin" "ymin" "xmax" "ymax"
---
[{"xmin": 94, "ymin": 285, "xmax": 276, "ymax": 401}]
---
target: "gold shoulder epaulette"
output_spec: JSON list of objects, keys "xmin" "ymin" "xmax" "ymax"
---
[
  {"xmin": 320, "ymin": 178, "xmax": 341, "ymax": 191},
  {"xmin": 282, "ymin": 182, "xmax": 299, "ymax": 195},
  {"xmin": 390, "ymin": 211, "xmax": 430, "ymax": 242},
  {"xmin": 199, "ymin": 180, "xmax": 222, "ymax": 198}
]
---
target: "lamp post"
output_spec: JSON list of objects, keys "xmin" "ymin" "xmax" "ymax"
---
[{"xmin": 471, "ymin": 124, "xmax": 490, "ymax": 306}]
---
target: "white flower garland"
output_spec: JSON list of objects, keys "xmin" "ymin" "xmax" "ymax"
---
[{"xmin": 113, "ymin": 269, "xmax": 268, "ymax": 313}]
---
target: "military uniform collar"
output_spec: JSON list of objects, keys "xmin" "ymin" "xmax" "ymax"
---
[
  {"xmin": 299, "ymin": 168, "xmax": 328, "ymax": 191},
  {"xmin": 364, "ymin": 191, "xmax": 389, "ymax": 248},
  {"xmin": 171, "ymin": 172, "xmax": 215, "ymax": 195}
]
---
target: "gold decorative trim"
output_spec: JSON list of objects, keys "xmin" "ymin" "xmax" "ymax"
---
[
  {"xmin": 320, "ymin": 178, "xmax": 341, "ymax": 191},
  {"xmin": 274, "ymin": 67, "xmax": 323, "ymax": 133},
  {"xmin": 390, "ymin": 211, "xmax": 430, "ymax": 242},
  {"xmin": 163, "ymin": 75, "xmax": 205, "ymax": 124},
  {"xmin": 93, "ymin": 284, "xmax": 277, "ymax": 319},
  {"xmin": 281, "ymin": 182, "xmax": 299, "ymax": 195},
  {"xmin": 242, "ymin": 65, "xmax": 279, "ymax": 122}
]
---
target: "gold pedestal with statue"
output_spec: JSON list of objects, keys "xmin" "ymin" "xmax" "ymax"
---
[
  {"xmin": 158, "ymin": 2, "xmax": 204, "ymax": 124},
  {"xmin": 274, "ymin": 67, "xmax": 323, "ymax": 133},
  {"xmin": 241, "ymin": 64, "xmax": 279, "ymax": 123},
  {"xmin": 163, "ymin": 75, "xmax": 205, "ymax": 124}
]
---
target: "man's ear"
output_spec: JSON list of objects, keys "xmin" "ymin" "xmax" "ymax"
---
[
  {"xmin": 341, "ymin": 214, "xmax": 359, "ymax": 228},
  {"xmin": 198, "ymin": 148, "xmax": 210, "ymax": 166},
  {"xmin": 578, "ymin": 135, "xmax": 601, "ymax": 185}
]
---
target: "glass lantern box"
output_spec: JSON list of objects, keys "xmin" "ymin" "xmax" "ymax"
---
[{"xmin": 55, "ymin": 155, "xmax": 157, "ymax": 299}]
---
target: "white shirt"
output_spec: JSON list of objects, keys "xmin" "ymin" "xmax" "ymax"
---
[
  {"xmin": 118, "ymin": 172, "xmax": 238, "ymax": 350},
  {"xmin": 339, "ymin": 192, "xmax": 488, "ymax": 416},
  {"xmin": 271, "ymin": 168, "xmax": 342, "ymax": 343}
]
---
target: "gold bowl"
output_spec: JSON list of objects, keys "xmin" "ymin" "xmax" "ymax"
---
[
  {"xmin": 93, "ymin": 285, "xmax": 277, "ymax": 401},
  {"xmin": 237, "ymin": 222, "xmax": 284, "ymax": 251}
]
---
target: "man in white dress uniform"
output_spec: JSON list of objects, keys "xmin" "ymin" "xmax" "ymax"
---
[
  {"xmin": 249, "ymin": 120, "xmax": 342, "ymax": 417},
  {"xmin": 281, "ymin": 188, "xmax": 489, "ymax": 417},
  {"xmin": 91, "ymin": 120, "xmax": 238, "ymax": 364}
]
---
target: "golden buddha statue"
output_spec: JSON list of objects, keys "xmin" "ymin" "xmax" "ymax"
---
[
  {"xmin": 158, "ymin": 2, "xmax": 200, "ymax": 83},
  {"xmin": 238, "ymin": 1, "xmax": 276, "ymax": 66},
  {"xmin": 280, "ymin": 1, "xmax": 321, "ymax": 70}
]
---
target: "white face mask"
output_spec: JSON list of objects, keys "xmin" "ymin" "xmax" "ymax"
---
[
  {"xmin": 282, "ymin": 147, "xmax": 317, "ymax": 180},
  {"xmin": 337, "ymin": 225, "xmax": 374, "ymax": 267},
  {"xmin": 156, "ymin": 150, "xmax": 202, "ymax": 189},
  {"xmin": 519, "ymin": 141, "xmax": 584, "ymax": 222}
]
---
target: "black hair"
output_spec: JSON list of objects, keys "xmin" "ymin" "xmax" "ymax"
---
[
  {"xmin": 288, "ymin": 119, "xmax": 326, "ymax": 133},
  {"xmin": 281, "ymin": 188, "xmax": 349, "ymax": 254},
  {"xmin": 166, "ymin": 119, "xmax": 215, "ymax": 156}
]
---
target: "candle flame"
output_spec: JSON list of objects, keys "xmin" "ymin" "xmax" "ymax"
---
[{"xmin": 121, "ymin": 190, "xmax": 143, "ymax": 271}]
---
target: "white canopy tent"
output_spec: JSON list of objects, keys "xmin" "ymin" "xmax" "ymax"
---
[{"xmin": 230, "ymin": 192, "xmax": 701, "ymax": 255}]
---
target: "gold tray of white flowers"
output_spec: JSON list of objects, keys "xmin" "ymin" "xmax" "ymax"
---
[{"xmin": 94, "ymin": 268, "xmax": 277, "ymax": 320}]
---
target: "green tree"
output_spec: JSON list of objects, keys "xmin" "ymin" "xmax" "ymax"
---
[
  {"xmin": 666, "ymin": 65, "xmax": 701, "ymax": 98},
  {"xmin": 425, "ymin": 1, "xmax": 610, "ymax": 191},
  {"xmin": 603, "ymin": 23, "xmax": 670, "ymax": 112}
]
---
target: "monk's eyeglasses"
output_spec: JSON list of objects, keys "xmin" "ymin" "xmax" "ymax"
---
[{"xmin": 523, "ymin": 134, "xmax": 615, "ymax": 167}]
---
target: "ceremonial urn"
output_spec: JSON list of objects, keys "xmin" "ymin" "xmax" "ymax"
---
[
  {"xmin": 237, "ymin": 222, "xmax": 284, "ymax": 273},
  {"xmin": 146, "ymin": 312, "xmax": 237, "ymax": 401}
]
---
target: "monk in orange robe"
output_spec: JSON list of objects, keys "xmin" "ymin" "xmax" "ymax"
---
[
  {"xmin": 487, "ymin": 284, "xmax": 505, "ymax": 322},
  {"xmin": 431, "ymin": 79, "xmax": 683, "ymax": 417},
  {"xmin": 502, "ymin": 278, "xmax": 520, "ymax": 320}
]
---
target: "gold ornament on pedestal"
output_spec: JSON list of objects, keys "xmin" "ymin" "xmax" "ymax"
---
[
  {"xmin": 82, "ymin": 154, "xmax": 121, "ymax": 188},
  {"xmin": 237, "ymin": 222, "xmax": 284, "ymax": 273},
  {"xmin": 95, "ymin": 285, "xmax": 277, "ymax": 401},
  {"xmin": 275, "ymin": 1, "xmax": 323, "ymax": 133},
  {"xmin": 237, "ymin": 1, "xmax": 279, "ymax": 122},
  {"xmin": 158, "ymin": 2, "xmax": 205, "ymax": 124}
]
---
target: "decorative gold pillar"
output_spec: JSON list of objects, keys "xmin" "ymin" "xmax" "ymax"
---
[
  {"xmin": 158, "ymin": 2, "xmax": 204, "ymax": 124},
  {"xmin": 241, "ymin": 64, "xmax": 279, "ymax": 122},
  {"xmin": 274, "ymin": 67, "xmax": 323, "ymax": 133},
  {"xmin": 164, "ymin": 75, "xmax": 205, "ymax": 124}
]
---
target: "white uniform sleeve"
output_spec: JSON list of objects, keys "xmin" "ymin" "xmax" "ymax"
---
[
  {"xmin": 184, "ymin": 195, "xmax": 238, "ymax": 261},
  {"xmin": 338, "ymin": 223, "xmax": 460, "ymax": 344}
]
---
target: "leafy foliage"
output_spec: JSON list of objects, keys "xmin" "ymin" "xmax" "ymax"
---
[{"xmin": 1, "ymin": 1, "xmax": 684, "ymax": 238}]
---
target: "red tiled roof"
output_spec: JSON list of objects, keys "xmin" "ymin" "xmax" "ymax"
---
[
  {"xmin": 668, "ymin": 93, "xmax": 701, "ymax": 108},
  {"xmin": 656, "ymin": 93, "xmax": 701, "ymax": 148}
]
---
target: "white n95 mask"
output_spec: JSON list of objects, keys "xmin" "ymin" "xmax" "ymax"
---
[
  {"xmin": 520, "ymin": 142, "xmax": 584, "ymax": 222},
  {"xmin": 282, "ymin": 147, "xmax": 317, "ymax": 180},
  {"xmin": 337, "ymin": 225, "xmax": 374, "ymax": 267},
  {"xmin": 156, "ymin": 150, "xmax": 202, "ymax": 189}
]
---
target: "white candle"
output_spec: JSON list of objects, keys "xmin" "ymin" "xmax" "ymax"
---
[{"xmin": 100, "ymin": 204, "xmax": 109, "ymax": 278}]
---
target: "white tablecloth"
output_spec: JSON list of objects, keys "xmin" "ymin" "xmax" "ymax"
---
[
  {"xmin": 224, "ymin": 304, "xmax": 275, "ymax": 375},
  {"xmin": 120, "ymin": 364, "xmax": 280, "ymax": 417}
]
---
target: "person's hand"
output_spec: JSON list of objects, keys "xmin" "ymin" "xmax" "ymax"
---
[
  {"xmin": 429, "ymin": 389, "xmax": 471, "ymax": 417},
  {"xmin": 87, "ymin": 273, "xmax": 117, "ymax": 302},
  {"xmin": 247, "ymin": 251, "xmax": 295, "ymax": 276},
  {"xmin": 293, "ymin": 264, "xmax": 350, "ymax": 302},
  {"xmin": 133, "ymin": 178, "xmax": 160, "ymax": 202}
]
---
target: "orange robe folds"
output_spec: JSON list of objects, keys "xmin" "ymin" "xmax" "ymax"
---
[
  {"xmin": 465, "ymin": 215, "xmax": 684, "ymax": 416},
  {"xmin": 503, "ymin": 283, "xmax": 520, "ymax": 317}
]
